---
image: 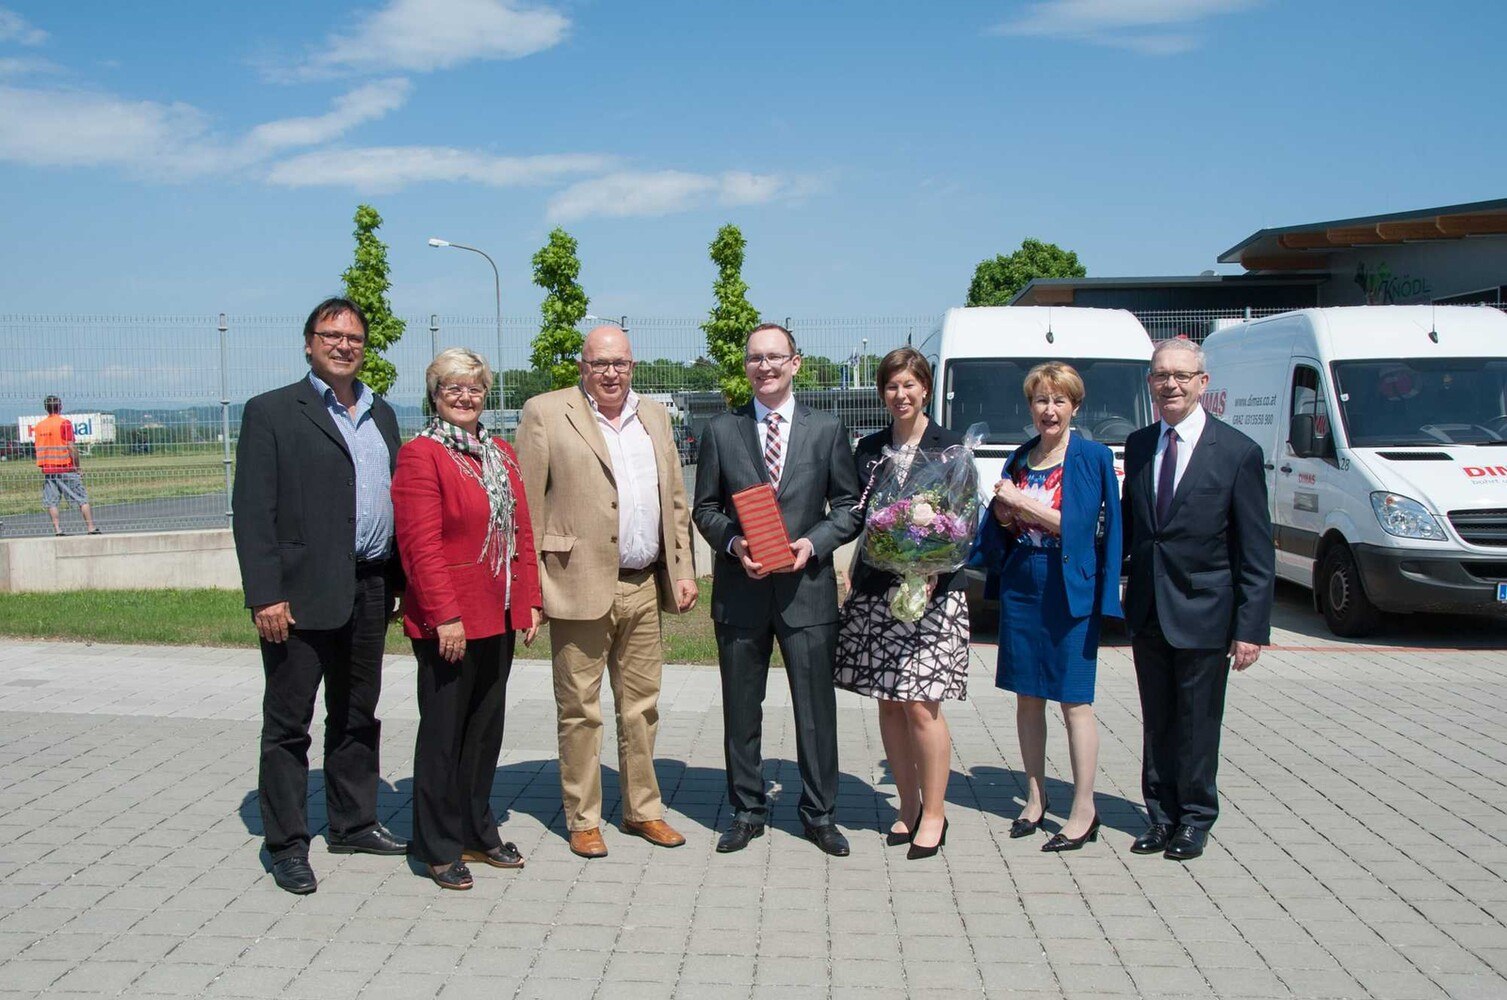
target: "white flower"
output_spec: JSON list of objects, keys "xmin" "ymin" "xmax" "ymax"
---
[{"xmin": 910, "ymin": 500, "xmax": 936, "ymax": 526}]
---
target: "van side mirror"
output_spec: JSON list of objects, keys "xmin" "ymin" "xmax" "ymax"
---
[
  {"xmin": 1290, "ymin": 413, "xmax": 1336, "ymax": 459},
  {"xmin": 1290, "ymin": 414, "xmax": 1315, "ymax": 456}
]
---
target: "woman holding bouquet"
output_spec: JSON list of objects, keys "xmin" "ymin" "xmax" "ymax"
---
[
  {"xmin": 835, "ymin": 347, "xmax": 970, "ymax": 860},
  {"xmin": 981, "ymin": 362, "xmax": 1122, "ymax": 852}
]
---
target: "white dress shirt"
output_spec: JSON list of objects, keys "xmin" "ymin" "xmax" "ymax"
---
[
  {"xmin": 1152, "ymin": 402, "xmax": 1208, "ymax": 501},
  {"xmin": 587, "ymin": 390, "xmax": 661, "ymax": 570},
  {"xmin": 752, "ymin": 395, "xmax": 797, "ymax": 479}
]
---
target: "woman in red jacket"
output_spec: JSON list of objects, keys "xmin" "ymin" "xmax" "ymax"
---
[{"xmin": 393, "ymin": 348, "xmax": 543, "ymax": 890}]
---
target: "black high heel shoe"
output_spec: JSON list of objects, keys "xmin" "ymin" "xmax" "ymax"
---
[
  {"xmin": 1010, "ymin": 796, "xmax": 1049, "ymax": 839},
  {"xmin": 1041, "ymin": 814, "xmax": 1100, "ymax": 852},
  {"xmin": 906, "ymin": 818, "xmax": 948, "ymax": 860},
  {"xmin": 885, "ymin": 810, "xmax": 921, "ymax": 847}
]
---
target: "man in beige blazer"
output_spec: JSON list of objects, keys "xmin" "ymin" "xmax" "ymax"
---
[{"xmin": 516, "ymin": 325, "xmax": 698, "ymax": 859}]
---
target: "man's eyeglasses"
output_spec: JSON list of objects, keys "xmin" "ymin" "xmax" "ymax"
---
[
  {"xmin": 1148, "ymin": 370, "xmax": 1203, "ymax": 386},
  {"xmin": 745, "ymin": 353, "xmax": 794, "ymax": 368},
  {"xmin": 438, "ymin": 384, "xmax": 486, "ymax": 400},
  {"xmin": 584, "ymin": 359, "xmax": 634, "ymax": 374},
  {"xmin": 313, "ymin": 331, "xmax": 367, "ymax": 347}
]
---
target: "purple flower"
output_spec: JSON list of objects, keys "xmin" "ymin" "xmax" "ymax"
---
[{"xmin": 869, "ymin": 505, "xmax": 899, "ymax": 531}]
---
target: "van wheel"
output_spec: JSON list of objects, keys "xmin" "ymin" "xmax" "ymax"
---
[{"xmin": 1319, "ymin": 545, "xmax": 1381, "ymax": 638}]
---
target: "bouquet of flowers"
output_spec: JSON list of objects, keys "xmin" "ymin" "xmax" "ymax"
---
[{"xmin": 860, "ymin": 423, "xmax": 987, "ymax": 622}]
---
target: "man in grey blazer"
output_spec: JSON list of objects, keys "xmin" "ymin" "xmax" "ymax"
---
[{"xmin": 692, "ymin": 323, "xmax": 863, "ymax": 856}]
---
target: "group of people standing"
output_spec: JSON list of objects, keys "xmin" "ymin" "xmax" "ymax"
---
[{"xmin": 232, "ymin": 296, "xmax": 1274, "ymax": 895}]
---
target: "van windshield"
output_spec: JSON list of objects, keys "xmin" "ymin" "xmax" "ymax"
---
[
  {"xmin": 944, "ymin": 357, "xmax": 1153, "ymax": 445},
  {"xmin": 1332, "ymin": 358, "xmax": 1507, "ymax": 446}
]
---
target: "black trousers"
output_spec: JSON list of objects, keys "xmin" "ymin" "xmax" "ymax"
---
[
  {"xmin": 258, "ymin": 570, "xmax": 390, "ymax": 861},
  {"xmin": 1131, "ymin": 622, "xmax": 1231, "ymax": 831},
  {"xmin": 715, "ymin": 619, "xmax": 840, "ymax": 829},
  {"xmin": 411, "ymin": 631, "xmax": 515, "ymax": 865}
]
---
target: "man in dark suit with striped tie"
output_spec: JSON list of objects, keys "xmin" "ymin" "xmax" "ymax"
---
[
  {"xmin": 1121, "ymin": 338, "xmax": 1275, "ymax": 863},
  {"xmin": 692, "ymin": 323, "xmax": 863, "ymax": 856}
]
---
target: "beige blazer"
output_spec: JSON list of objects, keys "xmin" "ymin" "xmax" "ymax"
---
[{"xmin": 515, "ymin": 385, "xmax": 696, "ymax": 620}]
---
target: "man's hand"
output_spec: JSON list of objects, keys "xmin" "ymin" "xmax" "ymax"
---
[
  {"xmin": 1229, "ymin": 640, "xmax": 1261, "ymax": 671},
  {"xmin": 674, "ymin": 579, "xmax": 699, "ymax": 612},
  {"xmin": 436, "ymin": 619, "xmax": 466, "ymax": 663},
  {"xmin": 732, "ymin": 536, "xmax": 768, "ymax": 579},
  {"xmin": 783, "ymin": 537, "xmax": 815, "ymax": 573},
  {"xmin": 252, "ymin": 602, "xmax": 295, "ymax": 644},
  {"xmin": 522, "ymin": 608, "xmax": 543, "ymax": 647}
]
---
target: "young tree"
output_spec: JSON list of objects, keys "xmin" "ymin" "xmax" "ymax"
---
[
  {"xmin": 701, "ymin": 223, "xmax": 761, "ymax": 405},
  {"xmin": 530, "ymin": 227, "xmax": 590, "ymax": 390},
  {"xmin": 966, "ymin": 238, "xmax": 1086, "ymax": 306},
  {"xmin": 341, "ymin": 204, "xmax": 405, "ymax": 395}
]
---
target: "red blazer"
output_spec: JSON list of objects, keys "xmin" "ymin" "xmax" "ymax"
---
[{"xmin": 393, "ymin": 435, "xmax": 542, "ymax": 640}]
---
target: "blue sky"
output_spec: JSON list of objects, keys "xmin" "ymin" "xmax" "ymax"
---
[{"xmin": 0, "ymin": 0, "xmax": 1503, "ymax": 320}]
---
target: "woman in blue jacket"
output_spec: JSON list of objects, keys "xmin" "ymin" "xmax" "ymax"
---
[{"xmin": 980, "ymin": 362, "xmax": 1123, "ymax": 852}]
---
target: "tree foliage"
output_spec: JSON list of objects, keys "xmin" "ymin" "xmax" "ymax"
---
[
  {"xmin": 966, "ymin": 238, "xmax": 1086, "ymax": 307},
  {"xmin": 341, "ymin": 204, "xmax": 405, "ymax": 395},
  {"xmin": 530, "ymin": 227, "xmax": 589, "ymax": 390},
  {"xmin": 701, "ymin": 224, "xmax": 761, "ymax": 406}
]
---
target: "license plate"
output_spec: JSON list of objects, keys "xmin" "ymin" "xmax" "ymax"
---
[{"xmin": 1498, "ymin": 583, "xmax": 1507, "ymax": 603}]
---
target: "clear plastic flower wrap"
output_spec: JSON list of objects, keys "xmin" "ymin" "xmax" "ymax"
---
[{"xmin": 859, "ymin": 423, "xmax": 988, "ymax": 622}]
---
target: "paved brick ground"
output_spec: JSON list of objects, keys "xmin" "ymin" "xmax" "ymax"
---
[{"xmin": 1, "ymin": 593, "xmax": 1505, "ymax": 998}]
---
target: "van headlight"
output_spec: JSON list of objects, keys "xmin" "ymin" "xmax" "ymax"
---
[{"xmin": 1369, "ymin": 492, "xmax": 1445, "ymax": 540}]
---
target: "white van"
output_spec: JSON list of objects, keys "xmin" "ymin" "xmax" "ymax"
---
[
  {"xmin": 1200, "ymin": 305, "xmax": 1507, "ymax": 636},
  {"xmin": 915, "ymin": 306, "xmax": 1156, "ymax": 485}
]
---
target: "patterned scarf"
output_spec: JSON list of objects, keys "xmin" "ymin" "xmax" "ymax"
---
[{"xmin": 419, "ymin": 417, "xmax": 518, "ymax": 605}]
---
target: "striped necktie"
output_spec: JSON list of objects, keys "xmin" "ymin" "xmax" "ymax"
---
[{"xmin": 763, "ymin": 412, "xmax": 784, "ymax": 485}]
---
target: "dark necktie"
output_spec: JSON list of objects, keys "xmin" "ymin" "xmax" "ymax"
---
[
  {"xmin": 763, "ymin": 412, "xmax": 783, "ymax": 486},
  {"xmin": 1156, "ymin": 426, "xmax": 1178, "ymax": 526}
]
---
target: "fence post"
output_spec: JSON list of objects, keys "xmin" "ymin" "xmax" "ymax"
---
[
  {"xmin": 430, "ymin": 313, "xmax": 439, "ymax": 359},
  {"xmin": 219, "ymin": 312, "xmax": 232, "ymax": 526}
]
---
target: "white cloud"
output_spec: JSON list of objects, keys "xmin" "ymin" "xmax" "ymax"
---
[
  {"xmin": 545, "ymin": 170, "xmax": 800, "ymax": 222},
  {"xmin": 992, "ymin": 0, "xmax": 1259, "ymax": 54},
  {"xmin": 296, "ymin": 0, "xmax": 568, "ymax": 78},
  {"xmin": 0, "ymin": 55, "xmax": 60, "ymax": 76},
  {"xmin": 0, "ymin": 85, "xmax": 216, "ymax": 175},
  {"xmin": 0, "ymin": 7, "xmax": 47, "ymax": 46},
  {"xmin": 243, "ymin": 78, "xmax": 411, "ymax": 152},
  {"xmin": 264, "ymin": 146, "xmax": 615, "ymax": 193}
]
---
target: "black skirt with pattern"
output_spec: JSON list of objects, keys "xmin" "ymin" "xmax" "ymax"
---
[{"xmin": 833, "ymin": 587, "xmax": 970, "ymax": 702}]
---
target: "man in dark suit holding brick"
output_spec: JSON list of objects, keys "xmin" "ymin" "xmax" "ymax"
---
[{"xmin": 692, "ymin": 323, "xmax": 862, "ymax": 857}]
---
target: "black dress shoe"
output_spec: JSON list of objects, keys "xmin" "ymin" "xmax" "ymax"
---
[
  {"xmin": 1041, "ymin": 814, "xmax": 1100, "ymax": 853},
  {"xmin": 1164, "ymin": 826, "xmax": 1207, "ymax": 861},
  {"xmin": 906, "ymin": 818, "xmax": 948, "ymax": 860},
  {"xmin": 716, "ymin": 821, "xmax": 764, "ymax": 854},
  {"xmin": 1131, "ymin": 823, "xmax": 1173, "ymax": 855},
  {"xmin": 462, "ymin": 842, "xmax": 524, "ymax": 869},
  {"xmin": 271, "ymin": 856, "xmax": 317, "ymax": 895},
  {"xmin": 428, "ymin": 861, "xmax": 473, "ymax": 891},
  {"xmin": 1010, "ymin": 797, "xmax": 1050, "ymax": 839},
  {"xmin": 804, "ymin": 824, "xmax": 851, "ymax": 857},
  {"xmin": 328, "ymin": 824, "xmax": 409, "ymax": 856},
  {"xmin": 885, "ymin": 810, "xmax": 920, "ymax": 847}
]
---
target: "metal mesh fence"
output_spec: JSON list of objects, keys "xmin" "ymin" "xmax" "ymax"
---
[{"xmin": 3, "ymin": 305, "xmax": 1500, "ymax": 537}]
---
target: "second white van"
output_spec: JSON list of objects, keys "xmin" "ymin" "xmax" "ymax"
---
[{"xmin": 1200, "ymin": 305, "xmax": 1507, "ymax": 636}]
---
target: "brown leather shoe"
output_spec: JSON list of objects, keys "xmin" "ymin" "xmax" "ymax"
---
[
  {"xmin": 568, "ymin": 828, "xmax": 608, "ymax": 858},
  {"xmin": 622, "ymin": 818, "xmax": 686, "ymax": 848}
]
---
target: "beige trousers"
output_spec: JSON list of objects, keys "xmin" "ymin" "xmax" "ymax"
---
[{"xmin": 550, "ymin": 569, "xmax": 665, "ymax": 831}]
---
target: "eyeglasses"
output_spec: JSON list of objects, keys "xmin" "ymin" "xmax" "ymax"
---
[
  {"xmin": 745, "ymin": 353, "xmax": 794, "ymax": 367},
  {"xmin": 313, "ymin": 331, "xmax": 366, "ymax": 347},
  {"xmin": 1148, "ymin": 370, "xmax": 1204, "ymax": 386},
  {"xmin": 438, "ymin": 383, "xmax": 486, "ymax": 400},
  {"xmin": 583, "ymin": 359, "xmax": 634, "ymax": 374}
]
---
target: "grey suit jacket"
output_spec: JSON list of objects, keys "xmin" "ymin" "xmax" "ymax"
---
[{"xmin": 692, "ymin": 401, "xmax": 863, "ymax": 628}]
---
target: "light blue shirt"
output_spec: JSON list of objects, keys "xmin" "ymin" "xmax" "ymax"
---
[{"xmin": 307, "ymin": 372, "xmax": 393, "ymax": 561}]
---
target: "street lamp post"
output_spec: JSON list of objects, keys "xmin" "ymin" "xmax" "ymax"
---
[{"xmin": 428, "ymin": 238, "xmax": 503, "ymax": 395}]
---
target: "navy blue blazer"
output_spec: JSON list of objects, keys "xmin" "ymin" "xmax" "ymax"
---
[{"xmin": 978, "ymin": 432, "xmax": 1124, "ymax": 621}]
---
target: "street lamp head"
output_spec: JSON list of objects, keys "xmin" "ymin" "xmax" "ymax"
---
[{"xmin": 427, "ymin": 238, "xmax": 450, "ymax": 248}]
